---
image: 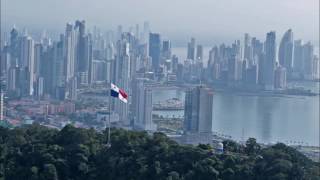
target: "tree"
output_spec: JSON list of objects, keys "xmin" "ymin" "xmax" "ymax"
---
[{"xmin": 245, "ymin": 138, "xmax": 261, "ymax": 155}]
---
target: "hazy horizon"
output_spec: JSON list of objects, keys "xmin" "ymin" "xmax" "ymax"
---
[{"xmin": 1, "ymin": 0, "xmax": 319, "ymax": 46}]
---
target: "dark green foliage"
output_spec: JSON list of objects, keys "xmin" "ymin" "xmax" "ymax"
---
[{"xmin": 0, "ymin": 125, "xmax": 319, "ymax": 180}]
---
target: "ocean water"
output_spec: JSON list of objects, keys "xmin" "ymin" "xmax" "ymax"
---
[{"xmin": 153, "ymin": 81, "xmax": 320, "ymax": 146}]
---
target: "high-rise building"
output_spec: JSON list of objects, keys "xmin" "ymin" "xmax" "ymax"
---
[
  {"xmin": 0, "ymin": 46, "xmax": 10, "ymax": 76},
  {"xmin": 34, "ymin": 43, "xmax": 43, "ymax": 80},
  {"xmin": 293, "ymin": 40, "xmax": 303, "ymax": 74},
  {"xmin": 302, "ymin": 42, "xmax": 314, "ymax": 80},
  {"xmin": 135, "ymin": 24, "xmax": 140, "ymax": 40},
  {"xmin": 246, "ymin": 65, "xmax": 259, "ymax": 85},
  {"xmin": 74, "ymin": 20, "xmax": 93, "ymax": 85},
  {"xmin": 0, "ymin": 92, "xmax": 3, "ymax": 121},
  {"xmin": 64, "ymin": 23, "xmax": 76, "ymax": 82},
  {"xmin": 184, "ymin": 86, "xmax": 213, "ymax": 134},
  {"xmin": 244, "ymin": 33, "xmax": 253, "ymax": 64},
  {"xmin": 162, "ymin": 40, "xmax": 171, "ymax": 60},
  {"xmin": 41, "ymin": 45, "xmax": 55, "ymax": 96},
  {"xmin": 67, "ymin": 76, "xmax": 77, "ymax": 101},
  {"xmin": 35, "ymin": 77, "xmax": 44, "ymax": 99},
  {"xmin": 313, "ymin": 55, "xmax": 320, "ymax": 80},
  {"xmin": 187, "ymin": 38, "xmax": 196, "ymax": 60},
  {"xmin": 113, "ymin": 39, "xmax": 131, "ymax": 125},
  {"xmin": 19, "ymin": 35, "xmax": 35, "ymax": 96},
  {"xmin": 228, "ymin": 41, "xmax": 242, "ymax": 81},
  {"xmin": 142, "ymin": 21, "xmax": 150, "ymax": 44},
  {"xmin": 53, "ymin": 40, "xmax": 65, "ymax": 88},
  {"xmin": 274, "ymin": 66, "xmax": 287, "ymax": 89},
  {"xmin": 9, "ymin": 27, "xmax": 20, "ymax": 63},
  {"xmin": 7, "ymin": 66, "xmax": 17, "ymax": 91},
  {"xmin": 228, "ymin": 55, "xmax": 238, "ymax": 81},
  {"xmin": 117, "ymin": 25, "xmax": 123, "ymax": 41},
  {"xmin": 132, "ymin": 78, "xmax": 156, "ymax": 131},
  {"xmin": 149, "ymin": 33, "xmax": 161, "ymax": 70},
  {"xmin": 183, "ymin": 86, "xmax": 213, "ymax": 145},
  {"xmin": 92, "ymin": 60, "xmax": 107, "ymax": 82},
  {"xmin": 196, "ymin": 45, "xmax": 203, "ymax": 61},
  {"xmin": 278, "ymin": 29, "xmax": 294, "ymax": 71},
  {"xmin": 264, "ymin": 31, "xmax": 277, "ymax": 90}
]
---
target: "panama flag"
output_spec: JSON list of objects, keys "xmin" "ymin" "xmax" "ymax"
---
[{"xmin": 110, "ymin": 83, "xmax": 128, "ymax": 103}]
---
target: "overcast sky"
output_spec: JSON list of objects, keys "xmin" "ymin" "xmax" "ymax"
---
[{"xmin": 1, "ymin": 0, "xmax": 319, "ymax": 46}]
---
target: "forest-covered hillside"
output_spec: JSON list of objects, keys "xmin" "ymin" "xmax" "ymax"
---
[{"xmin": 0, "ymin": 124, "xmax": 319, "ymax": 180}]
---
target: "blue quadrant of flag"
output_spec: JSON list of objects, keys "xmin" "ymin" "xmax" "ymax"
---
[{"xmin": 111, "ymin": 90, "xmax": 118, "ymax": 97}]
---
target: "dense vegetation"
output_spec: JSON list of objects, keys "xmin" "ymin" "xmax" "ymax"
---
[{"xmin": 0, "ymin": 124, "xmax": 319, "ymax": 180}]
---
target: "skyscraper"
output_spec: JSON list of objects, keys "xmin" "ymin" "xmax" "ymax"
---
[
  {"xmin": 274, "ymin": 65, "xmax": 287, "ymax": 89},
  {"xmin": 187, "ymin": 38, "xmax": 196, "ymax": 60},
  {"xmin": 64, "ymin": 23, "xmax": 76, "ymax": 82},
  {"xmin": 149, "ymin": 33, "xmax": 161, "ymax": 71},
  {"xmin": 196, "ymin": 45, "xmax": 203, "ymax": 61},
  {"xmin": 19, "ymin": 35, "xmax": 35, "ymax": 96},
  {"xmin": 132, "ymin": 78, "xmax": 156, "ymax": 131},
  {"xmin": 162, "ymin": 40, "xmax": 172, "ymax": 60},
  {"xmin": 244, "ymin": 33, "xmax": 253, "ymax": 65},
  {"xmin": 68, "ymin": 76, "xmax": 77, "ymax": 101},
  {"xmin": 7, "ymin": 66, "xmax": 17, "ymax": 91},
  {"xmin": 142, "ymin": 21, "xmax": 150, "ymax": 44},
  {"xmin": 9, "ymin": 27, "xmax": 19, "ymax": 64},
  {"xmin": 34, "ymin": 43, "xmax": 42, "ymax": 78},
  {"xmin": 113, "ymin": 39, "xmax": 131, "ymax": 125},
  {"xmin": 302, "ymin": 42, "xmax": 314, "ymax": 80},
  {"xmin": 52, "ymin": 40, "xmax": 64, "ymax": 89},
  {"xmin": 74, "ymin": 20, "xmax": 93, "ymax": 85},
  {"xmin": 184, "ymin": 86, "xmax": 213, "ymax": 134},
  {"xmin": 313, "ymin": 55, "xmax": 320, "ymax": 80},
  {"xmin": 293, "ymin": 40, "xmax": 303, "ymax": 75},
  {"xmin": 0, "ymin": 92, "xmax": 3, "ymax": 121},
  {"xmin": 183, "ymin": 86, "xmax": 214, "ymax": 145},
  {"xmin": 264, "ymin": 31, "xmax": 276, "ymax": 90},
  {"xmin": 278, "ymin": 29, "xmax": 294, "ymax": 71}
]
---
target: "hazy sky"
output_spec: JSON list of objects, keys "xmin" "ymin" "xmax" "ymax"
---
[{"xmin": 1, "ymin": 0, "xmax": 319, "ymax": 46}]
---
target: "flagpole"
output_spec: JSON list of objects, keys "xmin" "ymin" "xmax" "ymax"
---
[{"xmin": 107, "ymin": 82, "xmax": 111, "ymax": 147}]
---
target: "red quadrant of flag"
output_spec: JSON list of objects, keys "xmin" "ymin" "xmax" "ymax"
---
[{"xmin": 119, "ymin": 89, "xmax": 128, "ymax": 99}]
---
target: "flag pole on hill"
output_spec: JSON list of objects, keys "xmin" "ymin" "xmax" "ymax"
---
[
  {"xmin": 106, "ymin": 83, "xmax": 128, "ymax": 148},
  {"xmin": 106, "ymin": 82, "xmax": 111, "ymax": 148}
]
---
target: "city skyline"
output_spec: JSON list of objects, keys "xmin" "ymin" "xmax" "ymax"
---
[{"xmin": 1, "ymin": 0, "xmax": 319, "ymax": 46}]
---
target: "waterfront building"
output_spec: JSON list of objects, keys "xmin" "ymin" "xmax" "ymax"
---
[
  {"xmin": 264, "ymin": 31, "xmax": 277, "ymax": 90},
  {"xmin": 279, "ymin": 29, "xmax": 294, "ymax": 71},
  {"xmin": 313, "ymin": 55, "xmax": 320, "ymax": 80},
  {"xmin": 274, "ymin": 66, "xmax": 287, "ymax": 89},
  {"xmin": 293, "ymin": 40, "xmax": 303, "ymax": 76},
  {"xmin": 246, "ymin": 65, "xmax": 259, "ymax": 85},
  {"xmin": 183, "ymin": 86, "xmax": 214, "ymax": 144},
  {"xmin": 244, "ymin": 33, "xmax": 253, "ymax": 65},
  {"xmin": 302, "ymin": 42, "xmax": 315, "ymax": 80},
  {"xmin": 184, "ymin": 86, "xmax": 213, "ymax": 133}
]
